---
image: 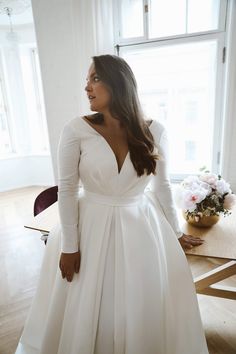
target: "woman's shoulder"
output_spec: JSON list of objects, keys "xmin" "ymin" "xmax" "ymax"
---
[{"xmin": 62, "ymin": 115, "xmax": 92, "ymax": 137}]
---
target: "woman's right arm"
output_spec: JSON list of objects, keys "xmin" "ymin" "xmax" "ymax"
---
[{"xmin": 57, "ymin": 121, "xmax": 81, "ymax": 281}]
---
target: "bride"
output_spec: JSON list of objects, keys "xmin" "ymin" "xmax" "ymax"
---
[{"xmin": 16, "ymin": 54, "xmax": 209, "ymax": 354}]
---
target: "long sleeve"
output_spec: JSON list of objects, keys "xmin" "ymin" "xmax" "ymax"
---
[
  {"xmin": 149, "ymin": 122, "xmax": 183, "ymax": 239},
  {"xmin": 57, "ymin": 121, "xmax": 81, "ymax": 253}
]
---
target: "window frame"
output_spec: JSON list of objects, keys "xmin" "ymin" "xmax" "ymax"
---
[
  {"xmin": 0, "ymin": 51, "xmax": 16, "ymax": 157},
  {"xmin": 30, "ymin": 47, "xmax": 50, "ymax": 153},
  {"xmin": 114, "ymin": 0, "xmax": 228, "ymax": 182},
  {"xmin": 114, "ymin": 0, "xmax": 228, "ymax": 45}
]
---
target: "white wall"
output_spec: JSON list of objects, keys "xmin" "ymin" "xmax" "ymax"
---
[
  {"xmin": 30, "ymin": 0, "xmax": 83, "ymax": 181},
  {"xmin": 0, "ymin": 155, "xmax": 54, "ymax": 192}
]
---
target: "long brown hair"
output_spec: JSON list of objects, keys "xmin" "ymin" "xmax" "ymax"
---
[{"xmin": 92, "ymin": 54, "xmax": 158, "ymax": 176}]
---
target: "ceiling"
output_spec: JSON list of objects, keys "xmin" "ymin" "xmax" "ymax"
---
[{"xmin": 0, "ymin": 4, "xmax": 33, "ymax": 26}]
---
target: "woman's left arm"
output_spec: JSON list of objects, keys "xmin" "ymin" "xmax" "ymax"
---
[{"xmin": 149, "ymin": 122, "xmax": 204, "ymax": 249}]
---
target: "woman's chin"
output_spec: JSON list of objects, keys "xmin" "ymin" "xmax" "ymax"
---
[
  {"xmin": 89, "ymin": 103, "xmax": 97, "ymax": 112},
  {"xmin": 90, "ymin": 106, "xmax": 102, "ymax": 114}
]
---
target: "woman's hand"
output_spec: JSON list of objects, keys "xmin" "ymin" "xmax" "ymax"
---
[
  {"xmin": 59, "ymin": 251, "xmax": 81, "ymax": 282},
  {"xmin": 178, "ymin": 233, "xmax": 204, "ymax": 251}
]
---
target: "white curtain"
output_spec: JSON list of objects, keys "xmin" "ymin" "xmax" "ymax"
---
[{"xmin": 73, "ymin": 0, "xmax": 115, "ymax": 114}]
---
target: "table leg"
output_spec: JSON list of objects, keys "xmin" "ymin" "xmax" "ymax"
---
[{"xmin": 194, "ymin": 260, "xmax": 236, "ymax": 300}]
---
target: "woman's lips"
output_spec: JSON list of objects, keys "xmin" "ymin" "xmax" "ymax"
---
[{"xmin": 88, "ymin": 95, "xmax": 96, "ymax": 100}]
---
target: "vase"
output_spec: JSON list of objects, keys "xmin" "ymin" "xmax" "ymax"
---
[{"xmin": 182, "ymin": 211, "xmax": 220, "ymax": 228}]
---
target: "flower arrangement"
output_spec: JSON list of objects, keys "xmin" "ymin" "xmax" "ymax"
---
[{"xmin": 175, "ymin": 172, "xmax": 236, "ymax": 223}]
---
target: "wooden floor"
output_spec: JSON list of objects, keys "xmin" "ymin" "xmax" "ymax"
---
[
  {"xmin": 0, "ymin": 186, "xmax": 45, "ymax": 354},
  {"xmin": 0, "ymin": 186, "xmax": 236, "ymax": 354}
]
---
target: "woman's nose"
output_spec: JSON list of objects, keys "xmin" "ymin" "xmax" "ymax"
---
[{"xmin": 85, "ymin": 81, "xmax": 91, "ymax": 92}]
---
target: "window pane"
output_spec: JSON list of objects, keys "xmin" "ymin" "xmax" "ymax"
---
[
  {"xmin": 120, "ymin": 0, "xmax": 144, "ymax": 38},
  {"xmin": 20, "ymin": 48, "xmax": 49, "ymax": 153},
  {"xmin": 121, "ymin": 41, "xmax": 217, "ymax": 176},
  {"xmin": 0, "ymin": 80, "xmax": 12, "ymax": 155},
  {"xmin": 187, "ymin": 0, "xmax": 221, "ymax": 33},
  {"xmin": 149, "ymin": 0, "xmax": 186, "ymax": 38}
]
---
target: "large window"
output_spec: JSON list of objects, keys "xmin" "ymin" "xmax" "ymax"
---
[
  {"xmin": 20, "ymin": 47, "xmax": 50, "ymax": 154},
  {"xmin": 0, "ymin": 45, "xmax": 49, "ymax": 158},
  {"xmin": 115, "ymin": 0, "xmax": 228, "ymax": 180}
]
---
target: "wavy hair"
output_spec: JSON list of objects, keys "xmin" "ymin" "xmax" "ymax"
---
[{"xmin": 92, "ymin": 54, "xmax": 158, "ymax": 176}]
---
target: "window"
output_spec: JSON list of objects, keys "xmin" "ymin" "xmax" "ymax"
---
[
  {"xmin": 0, "ymin": 45, "xmax": 49, "ymax": 158},
  {"xmin": 115, "ymin": 0, "xmax": 228, "ymax": 179},
  {"xmin": 0, "ymin": 76, "xmax": 13, "ymax": 155},
  {"xmin": 116, "ymin": 0, "xmax": 226, "ymax": 43},
  {"xmin": 20, "ymin": 47, "xmax": 49, "ymax": 154},
  {"xmin": 149, "ymin": 0, "xmax": 222, "ymax": 38},
  {"xmin": 120, "ymin": 0, "xmax": 144, "ymax": 38}
]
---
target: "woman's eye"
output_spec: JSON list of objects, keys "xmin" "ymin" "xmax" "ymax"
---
[{"xmin": 94, "ymin": 76, "xmax": 100, "ymax": 82}]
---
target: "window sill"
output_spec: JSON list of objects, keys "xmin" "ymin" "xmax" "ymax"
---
[{"xmin": 0, "ymin": 152, "xmax": 51, "ymax": 161}]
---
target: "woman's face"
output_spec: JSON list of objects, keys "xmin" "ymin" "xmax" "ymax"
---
[{"xmin": 85, "ymin": 63, "xmax": 111, "ymax": 113}]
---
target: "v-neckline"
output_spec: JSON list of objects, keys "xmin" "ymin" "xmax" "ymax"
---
[{"xmin": 80, "ymin": 117, "xmax": 129, "ymax": 175}]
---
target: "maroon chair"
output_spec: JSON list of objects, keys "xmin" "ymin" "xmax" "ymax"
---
[
  {"xmin": 33, "ymin": 186, "xmax": 58, "ymax": 244},
  {"xmin": 34, "ymin": 186, "xmax": 58, "ymax": 216}
]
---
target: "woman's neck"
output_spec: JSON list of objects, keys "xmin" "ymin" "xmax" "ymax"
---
[{"xmin": 101, "ymin": 111, "xmax": 122, "ymax": 129}]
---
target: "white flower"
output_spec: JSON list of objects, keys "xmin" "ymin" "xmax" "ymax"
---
[
  {"xmin": 199, "ymin": 173, "xmax": 218, "ymax": 187},
  {"xmin": 182, "ymin": 176, "xmax": 213, "ymax": 196},
  {"xmin": 216, "ymin": 179, "xmax": 231, "ymax": 195},
  {"xmin": 177, "ymin": 173, "xmax": 233, "ymax": 218},
  {"xmin": 223, "ymin": 193, "xmax": 236, "ymax": 210},
  {"xmin": 182, "ymin": 176, "xmax": 200, "ymax": 190},
  {"xmin": 181, "ymin": 189, "xmax": 207, "ymax": 212},
  {"xmin": 199, "ymin": 181, "xmax": 212, "ymax": 195}
]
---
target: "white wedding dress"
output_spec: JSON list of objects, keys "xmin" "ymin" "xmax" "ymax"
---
[{"xmin": 15, "ymin": 117, "xmax": 209, "ymax": 354}]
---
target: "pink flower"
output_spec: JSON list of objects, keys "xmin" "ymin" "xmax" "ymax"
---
[
  {"xmin": 176, "ymin": 173, "xmax": 234, "ymax": 218},
  {"xmin": 223, "ymin": 194, "xmax": 236, "ymax": 210},
  {"xmin": 216, "ymin": 179, "xmax": 231, "ymax": 195},
  {"xmin": 181, "ymin": 189, "xmax": 207, "ymax": 212},
  {"xmin": 199, "ymin": 173, "xmax": 218, "ymax": 187}
]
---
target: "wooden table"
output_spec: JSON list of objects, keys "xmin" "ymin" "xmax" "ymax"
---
[
  {"xmin": 181, "ymin": 210, "xmax": 236, "ymax": 300},
  {"xmin": 24, "ymin": 202, "xmax": 58, "ymax": 233},
  {"xmin": 24, "ymin": 203, "xmax": 236, "ymax": 300}
]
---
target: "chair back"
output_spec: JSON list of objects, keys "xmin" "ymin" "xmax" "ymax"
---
[{"xmin": 34, "ymin": 186, "xmax": 58, "ymax": 216}]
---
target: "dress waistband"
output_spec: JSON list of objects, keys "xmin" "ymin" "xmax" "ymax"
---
[{"xmin": 82, "ymin": 190, "xmax": 144, "ymax": 207}]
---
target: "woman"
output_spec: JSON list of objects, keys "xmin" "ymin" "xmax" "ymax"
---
[{"xmin": 16, "ymin": 54, "xmax": 209, "ymax": 354}]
